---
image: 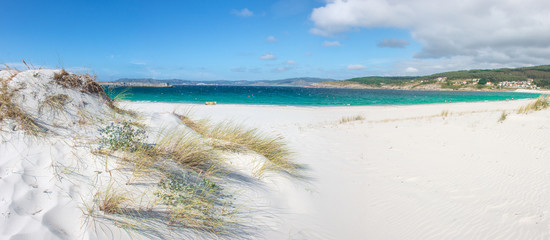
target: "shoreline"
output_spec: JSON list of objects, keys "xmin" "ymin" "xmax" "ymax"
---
[
  {"xmin": 3, "ymin": 69, "xmax": 550, "ymax": 239},
  {"xmin": 119, "ymin": 96, "xmax": 536, "ymax": 109}
]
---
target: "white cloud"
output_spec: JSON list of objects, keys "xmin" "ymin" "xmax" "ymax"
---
[
  {"xmin": 286, "ymin": 60, "xmax": 296, "ymax": 65},
  {"xmin": 378, "ymin": 38, "xmax": 410, "ymax": 48},
  {"xmin": 260, "ymin": 53, "xmax": 276, "ymax": 60},
  {"xmin": 231, "ymin": 67, "xmax": 247, "ymax": 72},
  {"xmin": 405, "ymin": 67, "xmax": 418, "ymax": 73},
  {"xmin": 323, "ymin": 41, "xmax": 341, "ymax": 47},
  {"xmin": 231, "ymin": 8, "xmax": 253, "ymax": 17},
  {"xmin": 266, "ymin": 36, "xmax": 278, "ymax": 42},
  {"xmin": 310, "ymin": 0, "xmax": 550, "ymax": 67},
  {"xmin": 347, "ymin": 64, "xmax": 367, "ymax": 70},
  {"xmin": 130, "ymin": 60, "xmax": 147, "ymax": 65},
  {"xmin": 274, "ymin": 67, "xmax": 290, "ymax": 72}
]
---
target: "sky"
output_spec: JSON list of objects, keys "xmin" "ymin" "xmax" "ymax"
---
[{"xmin": 1, "ymin": 0, "xmax": 549, "ymax": 81}]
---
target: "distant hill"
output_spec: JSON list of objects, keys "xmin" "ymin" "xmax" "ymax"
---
[
  {"xmin": 111, "ymin": 77, "xmax": 333, "ymax": 87},
  {"xmin": 347, "ymin": 65, "xmax": 550, "ymax": 88},
  {"xmin": 314, "ymin": 65, "xmax": 550, "ymax": 90}
]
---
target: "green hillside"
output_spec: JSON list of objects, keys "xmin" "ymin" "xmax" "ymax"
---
[{"xmin": 347, "ymin": 65, "xmax": 550, "ymax": 88}]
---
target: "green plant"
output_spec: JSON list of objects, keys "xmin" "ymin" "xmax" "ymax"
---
[
  {"xmin": 154, "ymin": 171, "xmax": 234, "ymax": 231},
  {"xmin": 98, "ymin": 120, "xmax": 147, "ymax": 151}
]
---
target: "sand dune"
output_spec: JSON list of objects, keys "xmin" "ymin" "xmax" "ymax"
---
[
  {"xmin": 1, "ymin": 69, "xmax": 550, "ymax": 239},
  {"xmin": 125, "ymin": 100, "xmax": 550, "ymax": 239}
]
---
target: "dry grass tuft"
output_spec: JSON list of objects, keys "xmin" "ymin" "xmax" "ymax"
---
[
  {"xmin": 54, "ymin": 69, "xmax": 110, "ymax": 100},
  {"xmin": 97, "ymin": 184, "xmax": 129, "ymax": 214},
  {"xmin": 0, "ymin": 80, "xmax": 43, "ymax": 135},
  {"xmin": 54, "ymin": 69, "xmax": 83, "ymax": 88},
  {"xmin": 518, "ymin": 95, "xmax": 550, "ymax": 114},
  {"xmin": 106, "ymin": 89, "xmax": 137, "ymax": 117},
  {"xmin": 155, "ymin": 130, "xmax": 220, "ymax": 172},
  {"xmin": 340, "ymin": 115, "xmax": 365, "ymax": 123},
  {"xmin": 174, "ymin": 112, "xmax": 209, "ymax": 134},
  {"xmin": 498, "ymin": 111, "xmax": 508, "ymax": 123},
  {"xmin": 440, "ymin": 110, "xmax": 450, "ymax": 117},
  {"xmin": 207, "ymin": 121, "xmax": 295, "ymax": 176},
  {"xmin": 40, "ymin": 94, "xmax": 70, "ymax": 112},
  {"xmin": 174, "ymin": 114, "xmax": 296, "ymax": 176}
]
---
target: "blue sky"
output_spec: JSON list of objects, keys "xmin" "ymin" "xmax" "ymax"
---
[{"xmin": 1, "ymin": 0, "xmax": 548, "ymax": 81}]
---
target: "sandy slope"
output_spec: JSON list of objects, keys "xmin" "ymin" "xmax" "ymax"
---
[
  {"xmin": 1, "ymin": 69, "xmax": 549, "ymax": 240},
  {"xmin": 124, "ymin": 99, "xmax": 550, "ymax": 239}
]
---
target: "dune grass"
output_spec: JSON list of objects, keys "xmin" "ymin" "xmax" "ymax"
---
[
  {"xmin": 154, "ymin": 170, "xmax": 236, "ymax": 232},
  {"xmin": 210, "ymin": 122, "xmax": 295, "ymax": 176},
  {"xmin": 97, "ymin": 184, "xmax": 129, "ymax": 214},
  {"xmin": 0, "ymin": 79, "xmax": 43, "ymax": 135},
  {"xmin": 40, "ymin": 94, "xmax": 70, "ymax": 113},
  {"xmin": 175, "ymin": 115, "xmax": 296, "ymax": 176},
  {"xmin": 174, "ymin": 112, "xmax": 210, "ymax": 134},
  {"xmin": 154, "ymin": 129, "xmax": 220, "ymax": 173},
  {"xmin": 53, "ymin": 69, "xmax": 82, "ymax": 89},
  {"xmin": 498, "ymin": 111, "xmax": 508, "ymax": 123},
  {"xmin": 106, "ymin": 89, "xmax": 138, "ymax": 117},
  {"xmin": 518, "ymin": 95, "xmax": 550, "ymax": 114},
  {"xmin": 94, "ymin": 122, "xmax": 237, "ymax": 234},
  {"xmin": 340, "ymin": 115, "xmax": 365, "ymax": 123}
]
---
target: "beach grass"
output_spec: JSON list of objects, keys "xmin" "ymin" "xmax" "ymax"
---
[
  {"xmin": 206, "ymin": 121, "xmax": 295, "ymax": 176},
  {"xmin": 340, "ymin": 115, "xmax": 365, "ymax": 123},
  {"xmin": 94, "ymin": 122, "xmax": 238, "ymax": 234},
  {"xmin": 97, "ymin": 184, "xmax": 129, "ymax": 214},
  {"xmin": 154, "ymin": 170, "xmax": 236, "ymax": 232},
  {"xmin": 173, "ymin": 113, "xmax": 297, "ymax": 176},
  {"xmin": 40, "ymin": 94, "xmax": 70, "ymax": 113},
  {"xmin": 498, "ymin": 111, "xmax": 508, "ymax": 122},
  {"xmin": 107, "ymin": 89, "xmax": 138, "ymax": 117},
  {"xmin": 155, "ymin": 129, "xmax": 220, "ymax": 173},
  {"xmin": 0, "ymin": 79, "xmax": 43, "ymax": 135},
  {"xmin": 174, "ymin": 112, "xmax": 210, "ymax": 134},
  {"xmin": 517, "ymin": 95, "xmax": 550, "ymax": 114}
]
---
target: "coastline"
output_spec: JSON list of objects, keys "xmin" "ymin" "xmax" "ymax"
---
[{"xmin": 2, "ymin": 69, "xmax": 550, "ymax": 239}]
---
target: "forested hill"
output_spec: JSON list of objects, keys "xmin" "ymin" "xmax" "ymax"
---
[{"xmin": 347, "ymin": 65, "xmax": 550, "ymax": 88}]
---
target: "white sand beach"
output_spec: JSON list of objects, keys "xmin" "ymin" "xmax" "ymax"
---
[{"xmin": 1, "ymin": 69, "xmax": 550, "ymax": 239}]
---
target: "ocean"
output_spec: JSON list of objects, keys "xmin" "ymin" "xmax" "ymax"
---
[{"xmin": 104, "ymin": 85, "xmax": 541, "ymax": 106}]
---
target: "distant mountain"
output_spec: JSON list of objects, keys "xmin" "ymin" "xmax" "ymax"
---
[{"xmin": 111, "ymin": 77, "xmax": 333, "ymax": 87}]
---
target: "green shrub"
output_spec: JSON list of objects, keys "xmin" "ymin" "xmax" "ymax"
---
[
  {"xmin": 98, "ymin": 120, "xmax": 147, "ymax": 151},
  {"xmin": 154, "ymin": 171, "xmax": 234, "ymax": 230}
]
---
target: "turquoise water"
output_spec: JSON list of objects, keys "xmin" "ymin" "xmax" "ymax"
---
[{"xmin": 104, "ymin": 85, "xmax": 541, "ymax": 106}]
